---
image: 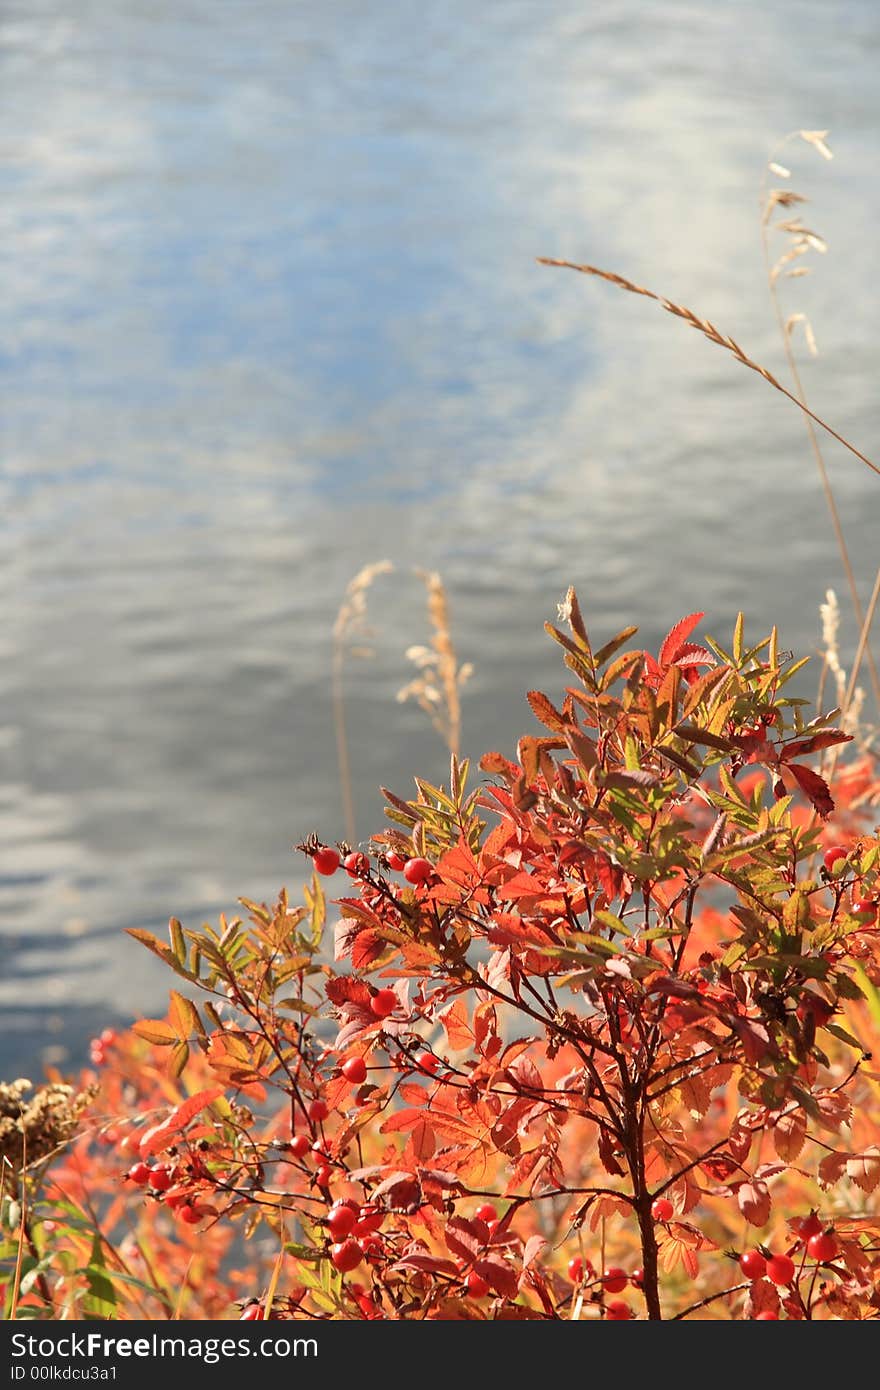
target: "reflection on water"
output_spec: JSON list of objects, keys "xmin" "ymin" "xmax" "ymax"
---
[{"xmin": 1, "ymin": 1, "xmax": 878, "ymax": 1071}]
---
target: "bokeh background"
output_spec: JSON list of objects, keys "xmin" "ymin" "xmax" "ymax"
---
[{"xmin": 1, "ymin": 0, "xmax": 878, "ymax": 1072}]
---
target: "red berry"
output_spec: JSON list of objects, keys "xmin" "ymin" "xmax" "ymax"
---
[
  {"xmin": 148, "ymin": 1166, "xmax": 172, "ymax": 1192},
  {"xmin": 100, "ymin": 1028, "xmax": 116, "ymax": 1046},
  {"xmin": 308, "ymin": 1098, "xmax": 329, "ymax": 1123},
  {"xmin": 755, "ymin": 1311, "xmax": 778, "ymax": 1320},
  {"xmin": 328, "ymin": 1204, "xmax": 357, "ymax": 1239},
  {"xmin": 466, "ymin": 1271, "xmax": 490, "ymax": 1297},
  {"xmin": 568, "ymin": 1256, "xmax": 584, "ymax": 1283},
  {"xmin": 631, "ymin": 1268, "xmax": 644, "ymax": 1288},
  {"xmin": 851, "ymin": 892, "xmax": 877, "ymax": 924},
  {"xmin": 823, "ymin": 845, "xmax": 849, "ymax": 877},
  {"xmin": 356, "ymin": 1295, "xmax": 382, "ymax": 1319},
  {"xmin": 359, "ymin": 1234, "xmax": 384, "ymax": 1259},
  {"xmin": 602, "ymin": 1267, "xmax": 627, "ymax": 1294},
  {"xmin": 474, "ymin": 1203, "xmax": 498, "ymax": 1224},
  {"xmin": 312, "ymin": 847, "xmax": 341, "ymax": 876},
  {"xmin": 331, "ymin": 1240, "xmax": 363, "ymax": 1273},
  {"xmin": 289, "ymin": 1134, "xmax": 310, "ymax": 1159},
  {"xmin": 315, "ymin": 1164, "xmax": 333, "ymax": 1188},
  {"xmin": 807, "ymin": 1232, "xmax": 837, "ymax": 1262},
  {"xmin": 127, "ymin": 1162, "xmax": 151, "ymax": 1186},
  {"xmin": 370, "ymin": 988, "xmax": 397, "ymax": 1019},
  {"xmin": 344, "ymin": 852, "xmax": 369, "ymax": 878},
  {"xmin": 606, "ymin": 1300, "xmax": 631, "ymax": 1320},
  {"xmin": 178, "ymin": 1204, "xmax": 203, "ymax": 1225},
  {"xmin": 415, "ymin": 1051, "xmax": 440, "ymax": 1073},
  {"xmin": 796, "ymin": 1212, "xmax": 822, "ymax": 1241},
  {"xmin": 651, "ymin": 1197, "xmax": 674, "ymax": 1222},
  {"xmin": 740, "ymin": 1250, "xmax": 767, "ymax": 1280},
  {"xmin": 766, "ymin": 1254, "xmax": 795, "ymax": 1286},
  {"xmin": 386, "ymin": 852, "xmax": 406, "ymax": 872},
  {"xmin": 240, "ymin": 1303, "xmax": 264, "ymax": 1320},
  {"xmin": 341, "ymin": 1056, "xmax": 367, "ymax": 1085},
  {"xmin": 403, "ymin": 857, "xmax": 433, "ymax": 885}
]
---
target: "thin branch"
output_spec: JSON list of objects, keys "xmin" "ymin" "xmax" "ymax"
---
[{"xmin": 673, "ymin": 1280, "xmax": 748, "ymax": 1319}]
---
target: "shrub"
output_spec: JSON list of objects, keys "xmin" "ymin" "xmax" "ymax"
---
[{"xmin": 3, "ymin": 595, "xmax": 879, "ymax": 1319}]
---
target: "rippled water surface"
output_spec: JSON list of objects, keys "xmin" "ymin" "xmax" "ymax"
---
[{"xmin": 1, "ymin": 1, "xmax": 878, "ymax": 1070}]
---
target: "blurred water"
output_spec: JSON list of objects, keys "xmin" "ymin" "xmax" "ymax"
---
[{"xmin": 1, "ymin": 0, "xmax": 878, "ymax": 1073}]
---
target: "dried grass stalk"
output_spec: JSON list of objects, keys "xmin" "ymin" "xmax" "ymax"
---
[
  {"xmin": 759, "ymin": 131, "xmax": 880, "ymax": 714},
  {"xmin": 332, "ymin": 561, "xmax": 395, "ymax": 842},
  {"xmin": 397, "ymin": 569, "xmax": 472, "ymax": 758},
  {"xmin": 536, "ymin": 257, "xmax": 879, "ymax": 480}
]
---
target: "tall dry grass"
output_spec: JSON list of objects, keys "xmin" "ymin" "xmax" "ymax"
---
[
  {"xmin": 760, "ymin": 129, "xmax": 880, "ymax": 714},
  {"xmin": 536, "ymin": 255, "xmax": 879, "ymax": 481},
  {"xmin": 332, "ymin": 564, "xmax": 471, "ymax": 842}
]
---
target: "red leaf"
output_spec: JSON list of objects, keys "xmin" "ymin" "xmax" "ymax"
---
[
  {"xmin": 474, "ymin": 1255, "xmax": 520, "ymax": 1300},
  {"xmin": 333, "ymin": 918, "xmax": 362, "ymax": 962},
  {"xmin": 326, "ymin": 975, "xmax": 372, "ymax": 1008},
  {"xmin": 139, "ymin": 1087, "xmax": 224, "ymax": 1156},
  {"xmin": 445, "ymin": 1217, "xmax": 486, "ymax": 1263},
  {"xmin": 781, "ymin": 762, "xmax": 835, "ymax": 819},
  {"xmin": 746, "ymin": 1278, "xmax": 780, "ymax": 1318},
  {"xmin": 392, "ymin": 1253, "xmax": 459, "ymax": 1277},
  {"xmin": 845, "ymin": 1148, "xmax": 880, "ymax": 1193},
  {"xmin": 781, "ymin": 729, "xmax": 852, "ymax": 760},
  {"xmin": 659, "ymin": 613, "xmax": 704, "ymax": 667},
  {"xmin": 351, "ymin": 930, "xmax": 385, "ymax": 969},
  {"xmin": 670, "ymin": 643, "xmax": 715, "ymax": 667},
  {"xmin": 737, "ymin": 1179, "xmax": 771, "ymax": 1226},
  {"xmin": 731, "ymin": 1016, "xmax": 772, "ymax": 1064},
  {"xmin": 521, "ymin": 1234, "xmax": 547, "ymax": 1271},
  {"xmin": 439, "ymin": 999, "xmax": 474, "ymax": 1052},
  {"xmin": 371, "ymin": 1172, "xmax": 421, "ymax": 1210},
  {"xmin": 526, "ymin": 690, "xmax": 568, "ymax": 733}
]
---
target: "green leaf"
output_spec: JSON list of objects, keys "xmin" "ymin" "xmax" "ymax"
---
[
  {"xmin": 853, "ymin": 963, "xmax": 880, "ymax": 1032},
  {"xmin": 592, "ymin": 911, "xmax": 631, "ymax": 937},
  {"xmin": 304, "ymin": 872, "xmax": 325, "ymax": 949},
  {"xmin": 824, "ymin": 1022, "xmax": 862, "ymax": 1051},
  {"xmin": 105, "ymin": 1267, "xmax": 173, "ymax": 1309},
  {"xmin": 677, "ymin": 724, "xmax": 734, "ymax": 752},
  {"xmin": 275, "ymin": 997, "xmax": 317, "ymax": 1016},
  {"xmin": 169, "ymin": 917, "xmax": 186, "ymax": 963},
  {"xmin": 283, "ymin": 1241, "xmax": 325, "ymax": 1263},
  {"xmin": 82, "ymin": 1233, "xmax": 116, "ymax": 1319}
]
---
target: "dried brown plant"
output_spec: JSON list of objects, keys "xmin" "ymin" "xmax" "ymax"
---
[
  {"xmin": 760, "ymin": 130, "xmax": 880, "ymax": 715},
  {"xmin": 396, "ymin": 568, "xmax": 472, "ymax": 759},
  {"xmin": 331, "ymin": 563, "xmax": 472, "ymax": 843},
  {"xmin": 0, "ymin": 1078, "xmax": 94, "ymax": 1173},
  {"xmin": 536, "ymin": 256, "xmax": 879, "ymax": 480},
  {"xmin": 331, "ymin": 560, "xmax": 395, "ymax": 843}
]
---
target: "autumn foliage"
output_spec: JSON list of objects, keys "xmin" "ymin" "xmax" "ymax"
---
[{"xmin": 3, "ymin": 594, "xmax": 880, "ymax": 1320}]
